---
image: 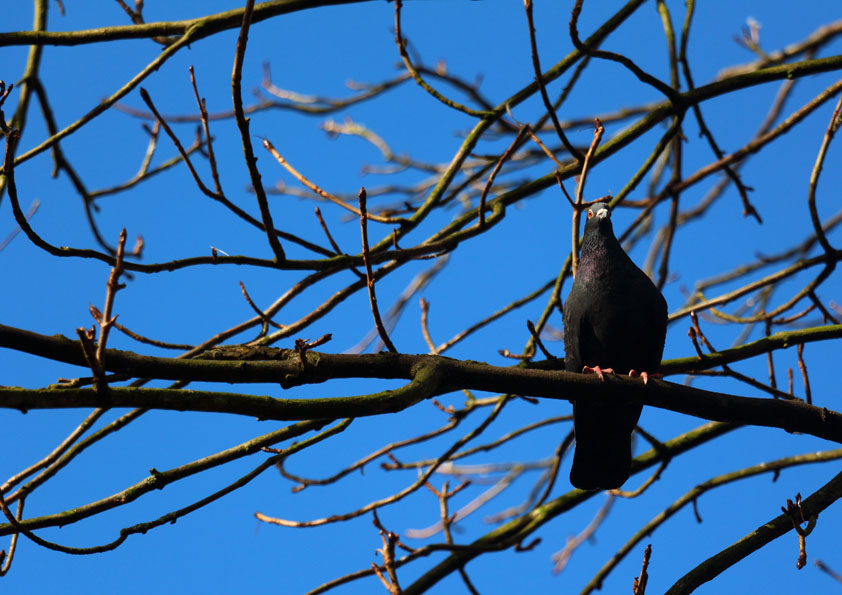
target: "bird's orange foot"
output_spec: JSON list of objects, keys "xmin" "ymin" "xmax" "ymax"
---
[
  {"xmin": 582, "ymin": 365, "xmax": 615, "ymax": 381},
  {"xmin": 628, "ymin": 370, "xmax": 663, "ymax": 385}
]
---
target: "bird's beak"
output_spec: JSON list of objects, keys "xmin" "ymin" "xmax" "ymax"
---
[{"xmin": 597, "ymin": 207, "xmax": 610, "ymax": 219}]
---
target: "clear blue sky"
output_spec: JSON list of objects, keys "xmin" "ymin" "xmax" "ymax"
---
[{"xmin": 2, "ymin": 1, "xmax": 842, "ymax": 593}]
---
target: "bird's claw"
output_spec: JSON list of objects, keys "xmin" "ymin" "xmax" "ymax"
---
[
  {"xmin": 628, "ymin": 370, "xmax": 662, "ymax": 385},
  {"xmin": 582, "ymin": 365, "xmax": 615, "ymax": 381}
]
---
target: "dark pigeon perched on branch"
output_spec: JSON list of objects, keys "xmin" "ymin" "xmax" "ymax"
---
[{"xmin": 563, "ymin": 202, "xmax": 668, "ymax": 490}]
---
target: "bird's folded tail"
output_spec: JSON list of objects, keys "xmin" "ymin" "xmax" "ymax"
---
[{"xmin": 569, "ymin": 398, "xmax": 641, "ymax": 490}]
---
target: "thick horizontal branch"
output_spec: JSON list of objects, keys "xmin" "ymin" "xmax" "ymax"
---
[
  {"xmin": 1, "ymin": 324, "xmax": 841, "ymax": 443},
  {"xmin": 2, "ymin": 372, "xmax": 838, "ymax": 442},
  {"xmin": 4, "ymin": 322, "xmax": 837, "ymax": 383},
  {"xmin": 0, "ymin": 363, "xmax": 442, "ymax": 421},
  {"xmin": 0, "ymin": 0, "xmax": 371, "ymax": 47}
]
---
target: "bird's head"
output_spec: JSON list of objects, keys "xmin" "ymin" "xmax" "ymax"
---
[{"xmin": 585, "ymin": 202, "xmax": 612, "ymax": 232}]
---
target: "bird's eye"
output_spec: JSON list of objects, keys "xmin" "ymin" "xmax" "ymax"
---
[{"xmin": 587, "ymin": 209, "xmax": 594, "ymax": 219}]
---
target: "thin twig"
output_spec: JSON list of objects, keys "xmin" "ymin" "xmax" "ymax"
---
[
  {"xmin": 571, "ymin": 119, "xmax": 604, "ymax": 278},
  {"xmin": 394, "ymin": 0, "xmax": 491, "ymax": 118},
  {"xmin": 479, "ymin": 125, "xmax": 529, "ymax": 226},
  {"xmin": 523, "ymin": 0, "xmax": 583, "ymax": 162},
  {"xmin": 189, "ymin": 65, "xmax": 223, "ymax": 194},
  {"xmin": 633, "ymin": 544, "xmax": 652, "ymax": 594},
  {"xmin": 371, "ymin": 511, "xmax": 402, "ymax": 594},
  {"xmin": 263, "ymin": 138, "xmax": 403, "ymax": 225},
  {"xmin": 231, "ymin": 0, "xmax": 285, "ymax": 261},
  {"xmin": 419, "ymin": 298, "xmax": 437, "ymax": 354},
  {"xmin": 93, "ymin": 228, "xmax": 128, "ymax": 387},
  {"xmin": 528, "ymin": 126, "xmax": 567, "ymax": 169},
  {"xmin": 277, "ymin": 415, "xmax": 460, "ymax": 492},
  {"xmin": 806, "ymin": 91, "xmax": 842, "ymax": 255},
  {"xmin": 764, "ymin": 318, "xmax": 777, "ymax": 389},
  {"xmin": 1, "ymin": 409, "xmax": 106, "ymax": 495},
  {"xmin": 552, "ymin": 494, "xmax": 615, "ymax": 573},
  {"xmin": 526, "ymin": 320, "xmax": 557, "ymax": 360},
  {"xmin": 239, "ymin": 281, "xmax": 283, "ymax": 329},
  {"xmin": 796, "ymin": 344, "xmax": 812, "ymax": 405},
  {"xmin": 815, "ymin": 560, "xmax": 842, "ymax": 584},
  {"xmin": 359, "ymin": 188, "xmax": 397, "ymax": 353},
  {"xmin": 570, "ymin": 0, "xmax": 680, "ymax": 103},
  {"xmin": 0, "ymin": 497, "xmax": 22, "ymax": 576}
]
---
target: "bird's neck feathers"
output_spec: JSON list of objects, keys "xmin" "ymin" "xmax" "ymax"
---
[{"xmin": 575, "ymin": 222, "xmax": 628, "ymax": 286}]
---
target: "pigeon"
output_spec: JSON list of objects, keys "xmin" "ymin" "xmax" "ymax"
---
[{"xmin": 563, "ymin": 202, "xmax": 667, "ymax": 490}]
